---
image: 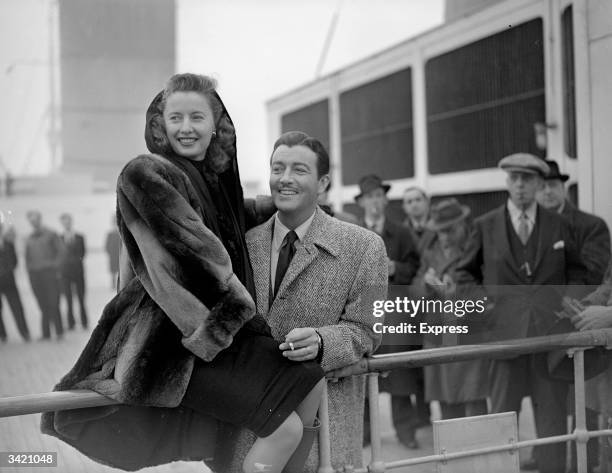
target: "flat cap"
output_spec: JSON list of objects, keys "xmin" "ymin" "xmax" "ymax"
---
[{"xmin": 498, "ymin": 153, "xmax": 549, "ymax": 177}]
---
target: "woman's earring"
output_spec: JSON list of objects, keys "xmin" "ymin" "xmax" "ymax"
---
[{"xmin": 211, "ymin": 131, "xmax": 217, "ymax": 139}]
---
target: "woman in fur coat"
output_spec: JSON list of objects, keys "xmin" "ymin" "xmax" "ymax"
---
[{"xmin": 41, "ymin": 73, "xmax": 325, "ymax": 473}]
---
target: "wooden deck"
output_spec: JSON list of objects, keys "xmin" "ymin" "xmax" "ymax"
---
[{"xmin": 0, "ymin": 255, "xmax": 537, "ymax": 472}]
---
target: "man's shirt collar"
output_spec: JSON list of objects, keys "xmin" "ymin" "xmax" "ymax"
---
[
  {"xmin": 507, "ymin": 199, "xmax": 537, "ymax": 225},
  {"xmin": 272, "ymin": 211, "xmax": 316, "ymax": 252}
]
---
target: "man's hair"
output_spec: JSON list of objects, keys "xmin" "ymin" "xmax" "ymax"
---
[
  {"xmin": 403, "ymin": 186, "xmax": 429, "ymax": 201},
  {"xmin": 271, "ymin": 131, "xmax": 330, "ymax": 178},
  {"xmin": 26, "ymin": 210, "xmax": 41, "ymax": 219},
  {"xmin": 59, "ymin": 213, "xmax": 72, "ymax": 220}
]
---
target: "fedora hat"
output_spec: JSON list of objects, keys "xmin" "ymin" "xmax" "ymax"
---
[
  {"xmin": 543, "ymin": 160, "xmax": 570, "ymax": 182},
  {"xmin": 427, "ymin": 198, "xmax": 471, "ymax": 232},
  {"xmin": 355, "ymin": 175, "xmax": 391, "ymax": 201}
]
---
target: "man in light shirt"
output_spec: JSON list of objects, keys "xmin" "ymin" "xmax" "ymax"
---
[{"xmin": 455, "ymin": 153, "xmax": 586, "ymax": 473}]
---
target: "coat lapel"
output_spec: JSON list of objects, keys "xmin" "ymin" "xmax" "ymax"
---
[
  {"xmin": 491, "ymin": 206, "xmax": 523, "ymax": 279},
  {"xmin": 248, "ymin": 218, "xmax": 274, "ymax": 313},
  {"xmin": 532, "ymin": 206, "xmax": 550, "ymax": 275},
  {"xmin": 272, "ymin": 209, "xmax": 338, "ymax": 303}
]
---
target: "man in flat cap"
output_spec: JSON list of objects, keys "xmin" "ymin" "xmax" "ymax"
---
[
  {"xmin": 536, "ymin": 160, "xmax": 610, "ymax": 286},
  {"xmin": 355, "ymin": 174, "xmax": 425, "ymax": 449},
  {"xmin": 455, "ymin": 153, "xmax": 586, "ymax": 473}
]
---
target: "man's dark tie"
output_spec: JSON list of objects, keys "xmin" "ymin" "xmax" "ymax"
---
[{"xmin": 274, "ymin": 230, "xmax": 298, "ymax": 296}]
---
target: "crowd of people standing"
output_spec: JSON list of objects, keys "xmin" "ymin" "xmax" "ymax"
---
[{"xmin": 352, "ymin": 153, "xmax": 611, "ymax": 473}]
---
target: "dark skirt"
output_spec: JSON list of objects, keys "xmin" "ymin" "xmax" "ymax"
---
[{"xmin": 181, "ymin": 332, "xmax": 324, "ymax": 437}]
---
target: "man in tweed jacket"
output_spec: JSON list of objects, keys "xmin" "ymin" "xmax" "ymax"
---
[{"xmin": 227, "ymin": 132, "xmax": 387, "ymax": 472}]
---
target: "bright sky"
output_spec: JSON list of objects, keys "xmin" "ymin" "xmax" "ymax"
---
[{"xmin": 0, "ymin": 0, "xmax": 444, "ymax": 188}]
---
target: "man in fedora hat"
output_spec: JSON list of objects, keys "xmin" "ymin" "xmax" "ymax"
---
[
  {"xmin": 536, "ymin": 160, "xmax": 610, "ymax": 471},
  {"xmin": 355, "ymin": 174, "xmax": 425, "ymax": 449},
  {"xmin": 414, "ymin": 198, "xmax": 489, "ymax": 420},
  {"xmin": 455, "ymin": 153, "xmax": 587, "ymax": 473},
  {"xmin": 536, "ymin": 159, "xmax": 610, "ymax": 286}
]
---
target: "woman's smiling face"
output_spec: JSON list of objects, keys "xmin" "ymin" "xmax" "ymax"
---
[{"xmin": 163, "ymin": 91, "xmax": 215, "ymax": 161}]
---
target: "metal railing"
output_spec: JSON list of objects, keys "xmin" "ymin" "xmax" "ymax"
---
[{"xmin": 1, "ymin": 328, "xmax": 612, "ymax": 473}]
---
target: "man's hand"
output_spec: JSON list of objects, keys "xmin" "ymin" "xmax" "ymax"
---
[
  {"xmin": 424, "ymin": 267, "xmax": 443, "ymax": 287},
  {"xmin": 388, "ymin": 258, "xmax": 396, "ymax": 278},
  {"xmin": 571, "ymin": 305, "xmax": 612, "ymax": 330},
  {"xmin": 279, "ymin": 327, "xmax": 320, "ymax": 361}
]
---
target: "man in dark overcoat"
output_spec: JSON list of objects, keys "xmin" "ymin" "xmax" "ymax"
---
[
  {"xmin": 59, "ymin": 213, "xmax": 88, "ymax": 329},
  {"xmin": 0, "ymin": 221, "xmax": 30, "ymax": 342},
  {"xmin": 25, "ymin": 210, "xmax": 64, "ymax": 340},
  {"xmin": 536, "ymin": 159, "xmax": 610, "ymax": 286},
  {"xmin": 402, "ymin": 186, "xmax": 434, "ymax": 252},
  {"xmin": 356, "ymin": 174, "xmax": 424, "ymax": 448},
  {"xmin": 536, "ymin": 159, "xmax": 610, "ymax": 470},
  {"xmin": 455, "ymin": 153, "xmax": 587, "ymax": 473}
]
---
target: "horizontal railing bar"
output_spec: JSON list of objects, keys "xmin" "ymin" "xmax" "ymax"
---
[
  {"xmin": 1, "ymin": 329, "xmax": 611, "ymax": 418},
  {"xmin": 328, "ymin": 328, "xmax": 612, "ymax": 379},
  {"xmin": 355, "ymin": 430, "xmax": 612, "ymax": 472},
  {"xmin": 0, "ymin": 390, "xmax": 117, "ymax": 417}
]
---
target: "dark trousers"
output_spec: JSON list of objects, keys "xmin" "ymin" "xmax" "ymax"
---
[
  {"xmin": 29, "ymin": 268, "xmax": 63, "ymax": 338},
  {"xmin": 0, "ymin": 274, "xmax": 30, "ymax": 341},
  {"xmin": 440, "ymin": 400, "xmax": 488, "ymax": 420},
  {"xmin": 364, "ymin": 388, "xmax": 431, "ymax": 444},
  {"xmin": 61, "ymin": 267, "xmax": 87, "ymax": 328},
  {"xmin": 490, "ymin": 355, "xmax": 568, "ymax": 473}
]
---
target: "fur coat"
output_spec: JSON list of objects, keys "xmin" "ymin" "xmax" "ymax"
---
[{"xmin": 41, "ymin": 90, "xmax": 273, "ymax": 471}]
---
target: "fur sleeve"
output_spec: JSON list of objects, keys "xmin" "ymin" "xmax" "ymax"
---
[{"xmin": 116, "ymin": 154, "xmax": 255, "ymax": 361}]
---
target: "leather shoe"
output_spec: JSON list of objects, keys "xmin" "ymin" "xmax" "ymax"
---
[{"xmin": 398, "ymin": 431, "xmax": 419, "ymax": 450}]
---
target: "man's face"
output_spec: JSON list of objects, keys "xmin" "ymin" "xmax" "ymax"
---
[
  {"xmin": 536, "ymin": 179, "xmax": 566, "ymax": 211},
  {"xmin": 270, "ymin": 145, "xmax": 327, "ymax": 220},
  {"xmin": 403, "ymin": 189, "xmax": 428, "ymax": 220},
  {"xmin": 60, "ymin": 215, "xmax": 72, "ymax": 231},
  {"xmin": 437, "ymin": 222, "xmax": 467, "ymax": 249},
  {"xmin": 358, "ymin": 188, "xmax": 387, "ymax": 217},
  {"xmin": 27, "ymin": 212, "xmax": 41, "ymax": 230},
  {"xmin": 505, "ymin": 171, "xmax": 542, "ymax": 209}
]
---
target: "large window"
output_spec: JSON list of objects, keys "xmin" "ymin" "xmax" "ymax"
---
[
  {"xmin": 280, "ymin": 100, "xmax": 330, "ymax": 152},
  {"xmin": 562, "ymin": 5, "xmax": 577, "ymax": 158},
  {"xmin": 339, "ymin": 68, "xmax": 414, "ymax": 185},
  {"xmin": 426, "ymin": 19, "xmax": 545, "ymax": 174}
]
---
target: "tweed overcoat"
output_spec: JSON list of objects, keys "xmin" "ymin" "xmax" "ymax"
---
[{"xmin": 225, "ymin": 209, "xmax": 388, "ymax": 472}]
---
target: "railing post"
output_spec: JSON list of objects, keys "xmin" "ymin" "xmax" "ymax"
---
[
  {"xmin": 572, "ymin": 348, "xmax": 588, "ymax": 473},
  {"xmin": 318, "ymin": 381, "xmax": 334, "ymax": 473},
  {"xmin": 368, "ymin": 373, "xmax": 385, "ymax": 473}
]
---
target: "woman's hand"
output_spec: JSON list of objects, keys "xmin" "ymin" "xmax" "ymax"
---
[
  {"xmin": 571, "ymin": 305, "xmax": 612, "ymax": 331},
  {"xmin": 279, "ymin": 327, "xmax": 320, "ymax": 361}
]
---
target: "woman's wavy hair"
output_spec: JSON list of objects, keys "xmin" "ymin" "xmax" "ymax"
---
[{"xmin": 147, "ymin": 73, "xmax": 236, "ymax": 173}]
